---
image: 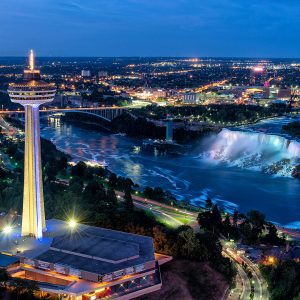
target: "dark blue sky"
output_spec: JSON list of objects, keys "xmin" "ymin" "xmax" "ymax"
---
[{"xmin": 1, "ymin": 0, "xmax": 300, "ymax": 57}]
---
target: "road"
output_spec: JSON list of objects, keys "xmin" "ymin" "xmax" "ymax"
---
[
  {"xmin": 223, "ymin": 245, "xmax": 269, "ymax": 300},
  {"xmin": 115, "ymin": 191, "xmax": 198, "ymax": 229},
  {"xmin": 242, "ymin": 255, "xmax": 269, "ymax": 300},
  {"xmin": 116, "ymin": 190, "xmax": 197, "ymax": 228},
  {"xmin": 223, "ymin": 250, "xmax": 251, "ymax": 300}
]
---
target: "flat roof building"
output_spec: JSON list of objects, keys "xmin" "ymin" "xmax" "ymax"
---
[
  {"xmin": 0, "ymin": 219, "xmax": 162, "ymax": 300},
  {"xmin": 183, "ymin": 92, "xmax": 200, "ymax": 104}
]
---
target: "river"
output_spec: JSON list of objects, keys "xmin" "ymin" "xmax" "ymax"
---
[{"xmin": 40, "ymin": 116, "xmax": 300, "ymax": 228}]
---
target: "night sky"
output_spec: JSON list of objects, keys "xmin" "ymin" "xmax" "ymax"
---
[{"xmin": 1, "ymin": 0, "xmax": 300, "ymax": 57}]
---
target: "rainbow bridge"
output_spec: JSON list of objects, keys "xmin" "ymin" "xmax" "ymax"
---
[{"xmin": 0, "ymin": 106, "xmax": 127, "ymax": 122}]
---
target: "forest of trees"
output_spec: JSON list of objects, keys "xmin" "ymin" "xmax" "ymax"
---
[
  {"xmin": 260, "ymin": 260, "xmax": 300, "ymax": 300},
  {"xmin": 198, "ymin": 199, "xmax": 286, "ymax": 246},
  {"xmin": 282, "ymin": 121, "xmax": 300, "ymax": 138},
  {"xmin": 131, "ymin": 103, "xmax": 288, "ymax": 123}
]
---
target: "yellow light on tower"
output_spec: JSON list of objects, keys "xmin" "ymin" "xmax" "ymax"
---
[{"xmin": 29, "ymin": 49, "xmax": 35, "ymax": 71}]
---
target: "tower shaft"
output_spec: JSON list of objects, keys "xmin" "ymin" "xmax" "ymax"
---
[
  {"xmin": 8, "ymin": 50, "xmax": 56, "ymax": 239},
  {"xmin": 22, "ymin": 105, "xmax": 45, "ymax": 238}
]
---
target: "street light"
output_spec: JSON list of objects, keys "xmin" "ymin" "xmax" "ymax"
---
[
  {"xmin": 3, "ymin": 225, "xmax": 12, "ymax": 235},
  {"xmin": 68, "ymin": 219, "xmax": 77, "ymax": 229}
]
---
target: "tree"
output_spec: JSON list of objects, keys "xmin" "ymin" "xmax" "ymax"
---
[
  {"xmin": 233, "ymin": 209, "xmax": 239, "ymax": 225},
  {"xmin": 262, "ymin": 223, "xmax": 285, "ymax": 246},
  {"xmin": 10, "ymin": 277, "xmax": 39, "ymax": 299},
  {"xmin": 247, "ymin": 210, "xmax": 266, "ymax": 232},
  {"xmin": 0, "ymin": 268, "xmax": 10, "ymax": 287},
  {"xmin": 222, "ymin": 213, "xmax": 232, "ymax": 238},
  {"xmin": 57, "ymin": 156, "xmax": 68, "ymax": 171},
  {"xmin": 124, "ymin": 189, "xmax": 134, "ymax": 210},
  {"xmin": 205, "ymin": 197, "xmax": 213, "ymax": 210},
  {"xmin": 71, "ymin": 161, "xmax": 87, "ymax": 178},
  {"xmin": 178, "ymin": 229, "xmax": 203, "ymax": 260},
  {"xmin": 197, "ymin": 204, "xmax": 222, "ymax": 234},
  {"xmin": 108, "ymin": 173, "xmax": 118, "ymax": 188},
  {"xmin": 152, "ymin": 226, "xmax": 175, "ymax": 255},
  {"xmin": 106, "ymin": 188, "xmax": 118, "ymax": 209},
  {"xmin": 260, "ymin": 260, "xmax": 300, "ymax": 300}
]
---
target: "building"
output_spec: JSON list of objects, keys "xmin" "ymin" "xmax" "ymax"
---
[
  {"xmin": 152, "ymin": 89, "xmax": 167, "ymax": 99},
  {"xmin": 81, "ymin": 70, "xmax": 91, "ymax": 78},
  {"xmin": 0, "ymin": 219, "xmax": 162, "ymax": 300},
  {"xmin": 277, "ymin": 87, "xmax": 291, "ymax": 100},
  {"xmin": 183, "ymin": 92, "xmax": 200, "ymax": 104},
  {"xmin": 7, "ymin": 50, "xmax": 56, "ymax": 239},
  {"xmin": 250, "ymin": 66, "xmax": 266, "ymax": 85},
  {"xmin": 98, "ymin": 71, "xmax": 108, "ymax": 78}
]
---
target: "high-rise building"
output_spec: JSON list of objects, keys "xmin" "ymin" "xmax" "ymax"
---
[
  {"xmin": 183, "ymin": 92, "xmax": 200, "ymax": 104},
  {"xmin": 7, "ymin": 50, "xmax": 56, "ymax": 239},
  {"xmin": 81, "ymin": 70, "xmax": 91, "ymax": 77},
  {"xmin": 98, "ymin": 70, "xmax": 108, "ymax": 78}
]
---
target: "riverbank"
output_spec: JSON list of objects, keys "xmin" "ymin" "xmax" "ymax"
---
[{"xmin": 61, "ymin": 112, "xmax": 221, "ymax": 143}]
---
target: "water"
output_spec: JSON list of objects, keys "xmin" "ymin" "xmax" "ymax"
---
[
  {"xmin": 202, "ymin": 128, "xmax": 300, "ymax": 176},
  {"xmin": 40, "ymin": 116, "xmax": 300, "ymax": 228}
]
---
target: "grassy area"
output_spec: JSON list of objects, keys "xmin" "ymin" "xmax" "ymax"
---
[{"xmin": 154, "ymin": 214, "xmax": 181, "ymax": 228}]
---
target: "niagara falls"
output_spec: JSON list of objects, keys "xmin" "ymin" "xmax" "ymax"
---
[{"xmin": 204, "ymin": 128, "xmax": 300, "ymax": 177}]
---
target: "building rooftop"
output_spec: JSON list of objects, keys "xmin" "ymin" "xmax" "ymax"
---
[
  {"xmin": 0, "ymin": 253, "xmax": 19, "ymax": 268},
  {"xmin": 0, "ymin": 219, "xmax": 155, "ymax": 277}
]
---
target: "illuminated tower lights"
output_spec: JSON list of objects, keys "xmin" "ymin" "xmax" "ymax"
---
[{"xmin": 8, "ymin": 50, "xmax": 56, "ymax": 239}]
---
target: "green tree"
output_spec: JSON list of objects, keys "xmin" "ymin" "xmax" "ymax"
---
[
  {"xmin": 0, "ymin": 268, "xmax": 10, "ymax": 287},
  {"xmin": 178, "ymin": 229, "xmax": 203, "ymax": 260},
  {"xmin": 124, "ymin": 189, "xmax": 134, "ymax": 210},
  {"xmin": 233, "ymin": 209, "xmax": 239, "ymax": 225},
  {"xmin": 205, "ymin": 197, "xmax": 213, "ymax": 210},
  {"xmin": 71, "ymin": 161, "xmax": 87, "ymax": 178}
]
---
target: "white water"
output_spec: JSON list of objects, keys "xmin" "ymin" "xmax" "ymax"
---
[{"xmin": 203, "ymin": 128, "xmax": 300, "ymax": 176}]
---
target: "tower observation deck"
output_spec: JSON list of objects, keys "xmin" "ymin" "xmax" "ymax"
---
[{"xmin": 7, "ymin": 50, "xmax": 56, "ymax": 239}]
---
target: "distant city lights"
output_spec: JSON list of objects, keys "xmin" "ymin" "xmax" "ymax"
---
[{"xmin": 253, "ymin": 66, "xmax": 264, "ymax": 72}]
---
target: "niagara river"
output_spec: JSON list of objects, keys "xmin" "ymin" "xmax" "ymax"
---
[{"xmin": 40, "ymin": 115, "xmax": 300, "ymax": 229}]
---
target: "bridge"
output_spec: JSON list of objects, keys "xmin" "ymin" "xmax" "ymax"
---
[{"xmin": 0, "ymin": 106, "xmax": 127, "ymax": 122}]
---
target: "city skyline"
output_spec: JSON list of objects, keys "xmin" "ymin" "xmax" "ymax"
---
[{"xmin": 1, "ymin": 0, "xmax": 300, "ymax": 58}]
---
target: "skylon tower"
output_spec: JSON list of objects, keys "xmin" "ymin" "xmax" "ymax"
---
[{"xmin": 8, "ymin": 51, "xmax": 56, "ymax": 239}]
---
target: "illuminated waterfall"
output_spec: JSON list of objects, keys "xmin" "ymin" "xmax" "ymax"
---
[{"xmin": 204, "ymin": 128, "xmax": 300, "ymax": 176}]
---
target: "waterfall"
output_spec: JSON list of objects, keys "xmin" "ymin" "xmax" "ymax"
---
[{"xmin": 203, "ymin": 128, "xmax": 300, "ymax": 176}]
